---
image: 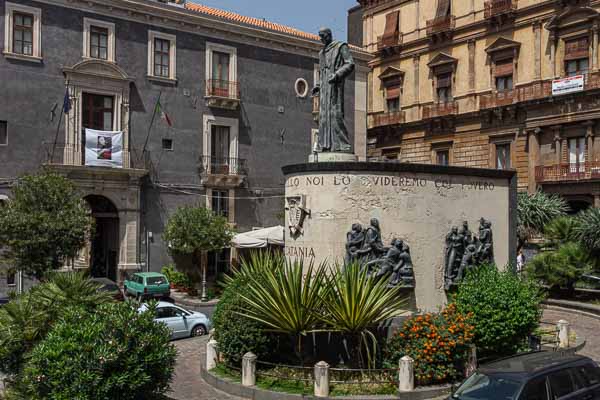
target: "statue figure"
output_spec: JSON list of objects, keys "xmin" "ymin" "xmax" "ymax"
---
[
  {"xmin": 456, "ymin": 244, "xmax": 478, "ymax": 282},
  {"xmin": 390, "ymin": 241, "xmax": 415, "ymax": 287},
  {"xmin": 345, "ymin": 223, "xmax": 365, "ymax": 265},
  {"xmin": 444, "ymin": 226, "xmax": 464, "ymax": 289},
  {"xmin": 476, "ymin": 220, "xmax": 494, "ymax": 264},
  {"xmin": 368, "ymin": 238, "xmax": 402, "ymax": 278},
  {"xmin": 460, "ymin": 220, "xmax": 474, "ymax": 246},
  {"xmin": 311, "ymin": 27, "xmax": 355, "ymax": 153},
  {"xmin": 357, "ymin": 218, "xmax": 387, "ymax": 263}
]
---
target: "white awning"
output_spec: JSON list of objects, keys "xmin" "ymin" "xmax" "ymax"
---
[{"xmin": 231, "ymin": 226, "xmax": 285, "ymax": 248}]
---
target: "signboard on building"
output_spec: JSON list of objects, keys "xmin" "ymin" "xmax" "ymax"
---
[
  {"xmin": 552, "ymin": 75, "xmax": 584, "ymax": 96},
  {"xmin": 84, "ymin": 129, "xmax": 123, "ymax": 168}
]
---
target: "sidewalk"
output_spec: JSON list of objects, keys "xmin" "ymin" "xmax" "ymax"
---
[{"xmin": 170, "ymin": 291, "xmax": 219, "ymax": 318}]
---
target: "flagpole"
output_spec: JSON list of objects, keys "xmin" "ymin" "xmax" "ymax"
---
[
  {"xmin": 141, "ymin": 91, "xmax": 162, "ymax": 158},
  {"xmin": 50, "ymin": 83, "xmax": 68, "ymax": 163}
]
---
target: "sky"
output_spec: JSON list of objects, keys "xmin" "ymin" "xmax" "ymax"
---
[{"xmin": 191, "ymin": 0, "xmax": 359, "ymax": 40}]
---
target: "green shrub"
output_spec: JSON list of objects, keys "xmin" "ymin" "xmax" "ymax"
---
[
  {"xmin": 18, "ymin": 301, "xmax": 176, "ymax": 400},
  {"xmin": 452, "ymin": 265, "xmax": 543, "ymax": 358},
  {"xmin": 526, "ymin": 242, "xmax": 592, "ymax": 292},
  {"xmin": 574, "ymin": 208, "xmax": 600, "ymax": 256},
  {"xmin": 384, "ymin": 304, "xmax": 474, "ymax": 386},
  {"xmin": 212, "ymin": 271, "xmax": 276, "ymax": 364},
  {"xmin": 161, "ymin": 264, "xmax": 191, "ymax": 289}
]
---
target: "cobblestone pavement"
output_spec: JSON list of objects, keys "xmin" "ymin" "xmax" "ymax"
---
[
  {"xmin": 542, "ymin": 308, "xmax": 600, "ymax": 362},
  {"xmin": 169, "ymin": 336, "xmax": 242, "ymax": 400}
]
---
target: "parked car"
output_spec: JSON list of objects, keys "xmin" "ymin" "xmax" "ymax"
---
[
  {"xmin": 450, "ymin": 351, "xmax": 600, "ymax": 400},
  {"xmin": 0, "ymin": 297, "xmax": 9, "ymax": 306},
  {"xmin": 138, "ymin": 301, "xmax": 211, "ymax": 340},
  {"xmin": 91, "ymin": 277, "xmax": 124, "ymax": 301},
  {"xmin": 124, "ymin": 272, "xmax": 170, "ymax": 301}
]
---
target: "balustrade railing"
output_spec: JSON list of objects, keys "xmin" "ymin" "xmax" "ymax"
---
[
  {"xmin": 426, "ymin": 15, "xmax": 455, "ymax": 36},
  {"xmin": 368, "ymin": 111, "xmax": 405, "ymax": 128},
  {"xmin": 205, "ymin": 79, "xmax": 240, "ymax": 100},
  {"xmin": 199, "ymin": 155, "xmax": 248, "ymax": 176},
  {"xmin": 535, "ymin": 162, "xmax": 600, "ymax": 183},
  {"xmin": 422, "ymin": 101, "xmax": 457, "ymax": 119},
  {"xmin": 377, "ymin": 32, "xmax": 402, "ymax": 50},
  {"xmin": 484, "ymin": 0, "xmax": 517, "ymax": 19}
]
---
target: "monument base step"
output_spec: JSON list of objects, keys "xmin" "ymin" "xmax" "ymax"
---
[{"xmin": 308, "ymin": 152, "xmax": 358, "ymax": 163}]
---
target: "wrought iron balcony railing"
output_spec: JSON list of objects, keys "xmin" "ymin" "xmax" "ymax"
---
[
  {"xmin": 367, "ymin": 111, "xmax": 405, "ymax": 128},
  {"xmin": 199, "ymin": 155, "xmax": 248, "ymax": 176},
  {"xmin": 484, "ymin": 0, "xmax": 517, "ymax": 19},
  {"xmin": 205, "ymin": 79, "xmax": 240, "ymax": 100},
  {"xmin": 535, "ymin": 162, "xmax": 600, "ymax": 183},
  {"xmin": 422, "ymin": 101, "xmax": 458, "ymax": 119},
  {"xmin": 426, "ymin": 15, "xmax": 455, "ymax": 36},
  {"xmin": 377, "ymin": 33, "xmax": 403, "ymax": 50},
  {"xmin": 41, "ymin": 142, "xmax": 150, "ymax": 170},
  {"xmin": 479, "ymin": 89, "xmax": 518, "ymax": 109}
]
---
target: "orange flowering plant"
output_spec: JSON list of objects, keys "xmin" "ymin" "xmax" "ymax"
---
[{"xmin": 383, "ymin": 304, "xmax": 475, "ymax": 386}]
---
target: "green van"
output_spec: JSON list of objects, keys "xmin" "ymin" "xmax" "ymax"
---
[{"xmin": 124, "ymin": 272, "xmax": 171, "ymax": 300}]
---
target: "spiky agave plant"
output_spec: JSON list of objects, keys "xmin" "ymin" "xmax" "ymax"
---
[
  {"xmin": 234, "ymin": 252, "xmax": 328, "ymax": 364},
  {"xmin": 543, "ymin": 216, "xmax": 580, "ymax": 247},
  {"xmin": 574, "ymin": 207, "xmax": 600, "ymax": 256},
  {"xmin": 517, "ymin": 191, "xmax": 569, "ymax": 251},
  {"xmin": 320, "ymin": 262, "xmax": 408, "ymax": 369}
]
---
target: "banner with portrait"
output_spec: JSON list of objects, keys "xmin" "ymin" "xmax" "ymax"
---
[{"xmin": 84, "ymin": 129, "xmax": 123, "ymax": 168}]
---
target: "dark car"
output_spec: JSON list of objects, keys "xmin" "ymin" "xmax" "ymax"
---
[
  {"xmin": 450, "ymin": 351, "xmax": 600, "ymax": 400},
  {"xmin": 91, "ymin": 277, "xmax": 124, "ymax": 301},
  {"xmin": 0, "ymin": 297, "xmax": 9, "ymax": 306}
]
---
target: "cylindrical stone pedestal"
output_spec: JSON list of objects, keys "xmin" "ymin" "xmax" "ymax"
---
[
  {"xmin": 398, "ymin": 355, "xmax": 414, "ymax": 392},
  {"xmin": 558, "ymin": 319, "xmax": 570, "ymax": 348},
  {"xmin": 206, "ymin": 339, "xmax": 218, "ymax": 370},
  {"xmin": 314, "ymin": 361, "xmax": 330, "ymax": 397},
  {"xmin": 242, "ymin": 352, "xmax": 257, "ymax": 387}
]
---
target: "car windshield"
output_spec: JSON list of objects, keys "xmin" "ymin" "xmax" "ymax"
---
[
  {"xmin": 147, "ymin": 277, "xmax": 166, "ymax": 285},
  {"xmin": 452, "ymin": 373, "xmax": 522, "ymax": 400}
]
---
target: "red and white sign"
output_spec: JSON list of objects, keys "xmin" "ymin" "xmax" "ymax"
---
[{"xmin": 552, "ymin": 75, "xmax": 584, "ymax": 96}]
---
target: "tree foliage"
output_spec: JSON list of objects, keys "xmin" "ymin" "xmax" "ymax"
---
[
  {"xmin": 163, "ymin": 205, "xmax": 233, "ymax": 257},
  {"xmin": 574, "ymin": 207, "xmax": 600, "ymax": 256},
  {"xmin": 526, "ymin": 242, "xmax": 592, "ymax": 292},
  {"xmin": 19, "ymin": 302, "xmax": 176, "ymax": 400},
  {"xmin": 452, "ymin": 265, "xmax": 543, "ymax": 358},
  {"xmin": 517, "ymin": 191, "xmax": 568, "ymax": 251},
  {"xmin": 0, "ymin": 172, "xmax": 92, "ymax": 279}
]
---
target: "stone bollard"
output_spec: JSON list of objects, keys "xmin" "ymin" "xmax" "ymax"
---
[
  {"xmin": 314, "ymin": 361, "xmax": 330, "ymax": 397},
  {"xmin": 557, "ymin": 319, "xmax": 570, "ymax": 348},
  {"xmin": 465, "ymin": 344, "xmax": 477, "ymax": 377},
  {"xmin": 206, "ymin": 339, "xmax": 218, "ymax": 370},
  {"xmin": 242, "ymin": 352, "xmax": 257, "ymax": 387},
  {"xmin": 398, "ymin": 355, "xmax": 415, "ymax": 392}
]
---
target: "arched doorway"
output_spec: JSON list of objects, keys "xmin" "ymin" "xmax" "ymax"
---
[
  {"xmin": 566, "ymin": 199, "xmax": 592, "ymax": 215},
  {"xmin": 84, "ymin": 195, "xmax": 119, "ymax": 281}
]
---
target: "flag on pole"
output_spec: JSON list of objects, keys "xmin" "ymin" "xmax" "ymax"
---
[
  {"xmin": 155, "ymin": 99, "xmax": 172, "ymax": 127},
  {"xmin": 63, "ymin": 87, "xmax": 71, "ymax": 114}
]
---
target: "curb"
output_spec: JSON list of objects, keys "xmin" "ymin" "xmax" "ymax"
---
[
  {"xmin": 542, "ymin": 299, "xmax": 600, "ymax": 321},
  {"xmin": 201, "ymin": 366, "xmax": 451, "ymax": 400}
]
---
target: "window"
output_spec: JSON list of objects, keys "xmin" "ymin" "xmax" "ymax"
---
[
  {"xmin": 211, "ymin": 125, "xmax": 231, "ymax": 173},
  {"xmin": 496, "ymin": 143, "xmax": 511, "ymax": 169},
  {"xmin": 6, "ymin": 271, "xmax": 15, "ymax": 286},
  {"xmin": 295, "ymin": 78, "xmax": 308, "ymax": 98},
  {"xmin": 565, "ymin": 37, "xmax": 589, "ymax": 76},
  {"xmin": 83, "ymin": 18, "xmax": 115, "ymax": 62},
  {"xmin": 147, "ymin": 31, "xmax": 176, "ymax": 81},
  {"xmin": 387, "ymin": 98, "xmax": 400, "ymax": 113},
  {"xmin": 13, "ymin": 12, "xmax": 33, "ymax": 55},
  {"xmin": 519, "ymin": 377, "xmax": 548, "ymax": 400},
  {"xmin": 548, "ymin": 369, "xmax": 577, "ymax": 399},
  {"xmin": 436, "ymin": 72, "xmax": 452, "ymax": 102},
  {"xmin": 154, "ymin": 38, "xmax": 170, "ymax": 77},
  {"xmin": 4, "ymin": 3, "xmax": 42, "ymax": 61},
  {"xmin": 436, "ymin": 149, "xmax": 450, "ymax": 166},
  {"xmin": 207, "ymin": 248, "xmax": 230, "ymax": 278},
  {"xmin": 206, "ymin": 42, "xmax": 237, "ymax": 99},
  {"xmin": 569, "ymin": 137, "xmax": 586, "ymax": 173},
  {"xmin": 162, "ymin": 138, "xmax": 173, "ymax": 151},
  {"xmin": 211, "ymin": 190, "xmax": 229, "ymax": 219},
  {"xmin": 496, "ymin": 75, "xmax": 513, "ymax": 91},
  {"xmin": 82, "ymin": 94, "xmax": 114, "ymax": 131},
  {"xmin": 90, "ymin": 26, "xmax": 108, "ymax": 60},
  {"xmin": 156, "ymin": 307, "xmax": 184, "ymax": 319},
  {"xmin": 577, "ymin": 364, "xmax": 600, "ymax": 387},
  {"xmin": 386, "ymin": 86, "xmax": 401, "ymax": 112},
  {"xmin": 0, "ymin": 121, "xmax": 7, "ymax": 146}
]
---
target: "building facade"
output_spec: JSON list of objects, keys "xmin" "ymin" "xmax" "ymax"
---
[
  {"xmin": 360, "ymin": 0, "xmax": 600, "ymax": 212},
  {"xmin": 0, "ymin": 0, "xmax": 370, "ymax": 295}
]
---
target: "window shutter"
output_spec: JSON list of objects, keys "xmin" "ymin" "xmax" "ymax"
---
[
  {"xmin": 382, "ymin": 11, "xmax": 400, "ymax": 47},
  {"xmin": 386, "ymin": 86, "xmax": 401, "ymax": 99},
  {"xmin": 435, "ymin": 0, "xmax": 451, "ymax": 18},
  {"xmin": 494, "ymin": 58, "xmax": 513, "ymax": 77},
  {"xmin": 565, "ymin": 37, "xmax": 589, "ymax": 61},
  {"xmin": 436, "ymin": 74, "xmax": 452, "ymax": 88}
]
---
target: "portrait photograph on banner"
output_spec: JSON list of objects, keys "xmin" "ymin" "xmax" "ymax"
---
[{"xmin": 85, "ymin": 129, "xmax": 123, "ymax": 168}]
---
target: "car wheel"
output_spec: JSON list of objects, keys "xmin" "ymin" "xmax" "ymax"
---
[{"xmin": 191, "ymin": 324, "xmax": 207, "ymax": 337}]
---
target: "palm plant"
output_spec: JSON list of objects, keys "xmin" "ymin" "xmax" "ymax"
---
[
  {"xmin": 321, "ymin": 263, "xmax": 407, "ymax": 368},
  {"xmin": 36, "ymin": 271, "xmax": 113, "ymax": 310},
  {"xmin": 517, "ymin": 191, "xmax": 569, "ymax": 251},
  {"xmin": 544, "ymin": 216, "xmax": 580, "ymax": 247},
  {"xmin": 574, "ymin": 208, "xmax": 600, "ymax": 256},
  {"xmin": 234, "ymin": 253, "xmax": 328, "ymax": 363}
]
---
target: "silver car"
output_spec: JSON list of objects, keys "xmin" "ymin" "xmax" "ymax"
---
[{"xmin": 139, "ymin": 301, "xmax": 211, "ymax": 340}]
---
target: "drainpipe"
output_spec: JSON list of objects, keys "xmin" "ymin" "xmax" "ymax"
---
[{"xmin": 146, "ymin": 231, "xmax": 152, "ymax": 273}]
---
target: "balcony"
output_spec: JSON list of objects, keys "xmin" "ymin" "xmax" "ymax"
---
[
  {"xmin": 422, "ymin": 101, "xmax": 458, "ymax": 119},
  {"xmin": 536, "ymin": 162, "xmax": 600, "ymax": 183},
  {"xmin": 377, "ymin": 33, "xmax": 403, "ymax": 52},
  {"xmin": 479, "ymin": 89, "xmax": 518, "ymax": 109},
  {"xmin": 515, "ymin": 80, "xmax": 552, "ymax": 102},
  {"xmin": 198, "ymin": 155, "xmax": 247, "ymax": 187},
  {"xmin": 484, "ymin": 0, "xmax": 517, "ymax": 20},
  {"xmin": 367, "ymin": 111, "xmax": 405, "ymax": 129},
  {"xmin": 426, "ymin": 15, "xmax": 455, "ymax": 39},
  {"xmin": 205, "ymin": 79, "xmax": 240, "ymax": 110}
]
